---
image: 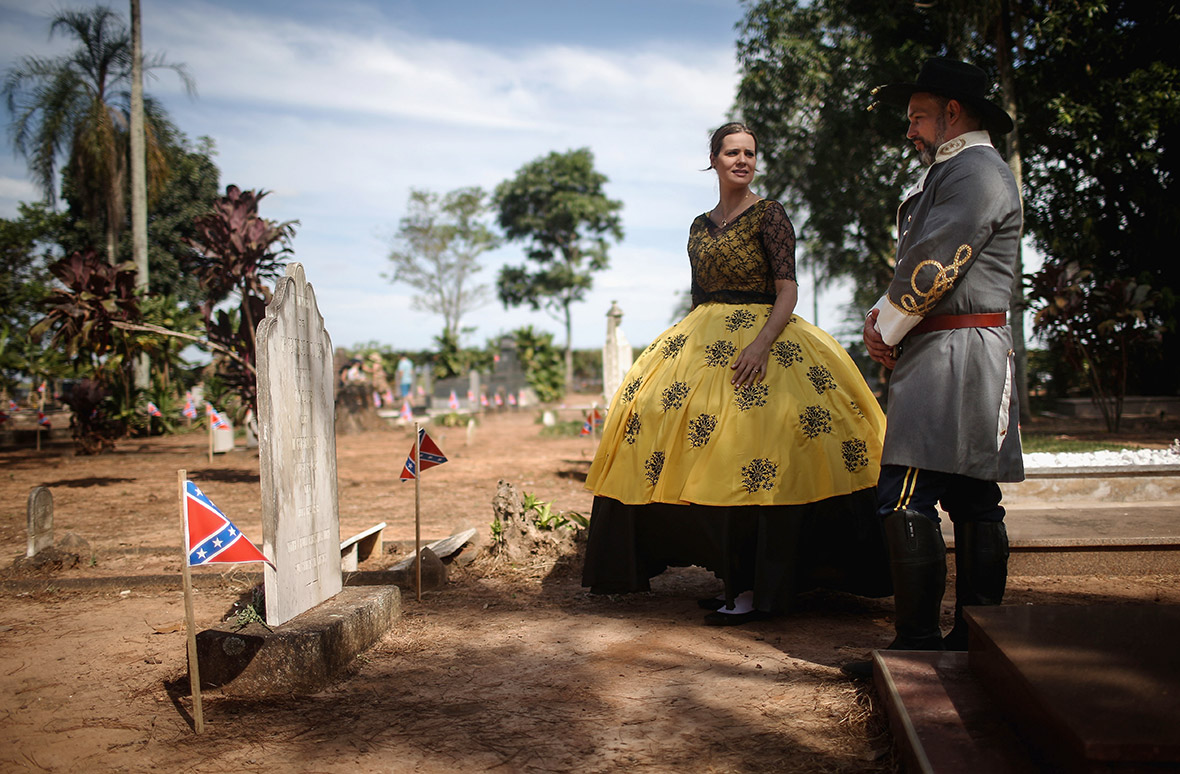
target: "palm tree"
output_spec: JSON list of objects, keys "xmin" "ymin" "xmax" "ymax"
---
[{"xmin": 3, "ymin": 6, "xmax": 194, "ymax": 265}]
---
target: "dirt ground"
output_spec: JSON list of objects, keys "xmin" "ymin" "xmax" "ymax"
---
[{"xmin": 1, "ymin": 401, "xmax": 1178, "ymax": 773}]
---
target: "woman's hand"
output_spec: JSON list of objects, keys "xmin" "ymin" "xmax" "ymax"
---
[
  {"xmin": 731, "ymin": 280, "xmax": 797, "ymax": 387},
  {"xmin": 731, "ymin": 340, "xmax": 771, "ymax": 387}
]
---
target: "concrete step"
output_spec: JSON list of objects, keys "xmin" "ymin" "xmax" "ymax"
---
[
  {"xmin": 873, "ymin": 605, "xmax": 1180, "ymax": 773},
  {"xmin": 1007, "ymin": 464, "xmax": 1180, "ymax": 504},
  {"xmin": 872, "ymin": 651, "xmax": 1038, "ymax": 774},
  {"xmin": 967, "ymin": 604, "xmax": 1180, "ymax": 771},
  {"xmin": 945, "ymin": 465, "xmax": 1180, "ymax": 575},
  {"xmin": 976, "ymin": 503, "xmax": 1180, "ymax": 576}
]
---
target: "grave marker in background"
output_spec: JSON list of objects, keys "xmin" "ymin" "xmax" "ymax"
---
[
  {"xmin": 212, "ymin": 417, "xmax": 235, "ymax": 453},
  {"xmin": 26, "ymin": 486, "xmax": 53, "ymax": 557},
  {"xmin": 256, "ymin": 263, "xmax": 342, "ymax": 626},
  {"xmin": 603, "ymin": 301, "xmax": 632, "ymax": 404}
]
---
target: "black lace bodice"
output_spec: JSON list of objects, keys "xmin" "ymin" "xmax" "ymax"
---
[{"xmin": 687, "ymin": 199, "xmax": 797, "ymax": 308}]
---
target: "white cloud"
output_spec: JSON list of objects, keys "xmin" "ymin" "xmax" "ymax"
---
[
  {"xmin": 3, "ymin": 0, "xmax": 829, "ymax": 351},
  {"xmin": 0, "ymin": 175, "xmax": 37, "ymax": 204}
]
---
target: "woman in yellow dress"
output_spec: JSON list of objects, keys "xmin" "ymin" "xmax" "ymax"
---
[{"xmin": 582, "ymin": 123, "xmax": 891, "ymax": 624}]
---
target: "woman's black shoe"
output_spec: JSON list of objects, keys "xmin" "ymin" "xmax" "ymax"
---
[
  {"xmin": 703, "ymin": 609, "xmax": 769, "ymax": 626},
  {"xmin": 697, "ymin": 597, "xmax": 726, "ymax": 610}
]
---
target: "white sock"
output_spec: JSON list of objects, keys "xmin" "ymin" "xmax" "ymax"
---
[{"xmin": 716, "ymin": 590, "xmax": 754, "ymax": 615}]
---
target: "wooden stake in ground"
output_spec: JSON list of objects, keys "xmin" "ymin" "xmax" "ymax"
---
[
  {"xmin": 177, "ymin": 469, "xmax": 205, "ymax": 734},
  {"xmin": 176, "ymin": 472, "xmax": 273, "ymax": 733},
  {"xmin": 398, "ymin": 422, "xmax": 449, "ymax": 602},
  {"xmin": 36, "ymin": 390, "xmax": 44, "ymax": 452},
  {"xmin": 414, "ymin": 421, "xmax": 422, "ymax": 602},
  {"xmin": 206, "ymin": 414, "xmax": 213, "ymax": 463}
]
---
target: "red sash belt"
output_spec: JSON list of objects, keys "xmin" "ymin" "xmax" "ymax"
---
[{"xmin": 910, "ymin": 312, "xmax": 1008, "ymax": 336}]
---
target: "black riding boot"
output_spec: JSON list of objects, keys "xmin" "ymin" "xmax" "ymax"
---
[
  {"xmin": 943, "ymin": 520, "xmax": 1009, "ymax": 650},
  {"xmin": 883, "ymin": 508, "xmax": 947, "ymax": 650},
  {"xmin": 842, "ymin": 510, "xmax": 945, "ymax": 679}
]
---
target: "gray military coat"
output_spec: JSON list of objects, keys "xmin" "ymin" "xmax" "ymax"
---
[{"xmin": 871, "ymin": 131, "xmax": 1024, "ymax": 482}]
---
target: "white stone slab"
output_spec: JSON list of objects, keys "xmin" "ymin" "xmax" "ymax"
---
[{"xmin": 340, "ymin": 522, "xmax": 386, "ymax": 571}]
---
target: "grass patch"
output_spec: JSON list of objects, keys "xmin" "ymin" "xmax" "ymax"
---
[
  {"xmin": 1021, "ymin": 433, "xmax": 1130, "ymax": 454},
  {"xmin": 539, "ymin": 420, "xmax": 591, "ymax": 438}
]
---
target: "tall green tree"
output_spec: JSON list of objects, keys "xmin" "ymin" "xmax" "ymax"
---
[
  {"xmin": 494, "ymin": 148, "xmax": 624, "ymax": 389},
  {"xmin": 0, "ymin": 203, "xmax": 64, "ymax": 397},
  {"xmin": 138, "ymin": 132, "xmax": 220, "ymax": 303},
  {"xmin": 50, "ymin": 129, "xmax": 219, "ymax": 306},
  {"xmin": 734, "ymin": 0, "xmax": 1180, "ymax": 423},
  {"xmin": 386, "ymin": 186, "xmax": 500, "ymax": 342},
  {"xmin": 0, "ymin": 203, "xmax": 61, "ymax": 338},
  {"xmin": 2, "ymin": 5, "xmax": 194, "ymax": 264},
  {"xmin": 1020, "ymin": 0, "xmax": 1180, "ymax": 398},
  {"xmin": 735, "ymin": 0, "xmax": 923, "ymax": 314}
]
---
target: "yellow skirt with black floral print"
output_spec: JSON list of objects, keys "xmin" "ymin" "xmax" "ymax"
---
[{"xmin": 586, "ymin": 302, "xmax": 885, "ymax": 507}]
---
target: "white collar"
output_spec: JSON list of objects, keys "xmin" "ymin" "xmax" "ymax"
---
[
  {"xmin": 902, "ymin": 130, "xmax": 994, "ymax": 200},
  {"xmin": 933, "ymin": 130, "xmax": 994, "ymax": 163}
]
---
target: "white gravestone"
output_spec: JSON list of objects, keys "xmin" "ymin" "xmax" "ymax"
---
[
  {"xmin": 602, "ymin": 301, "xmax": 633, "ymax": 404},
  {"xmin": 256, "ymin": 263, "xmax": 343, "ymax": 626},
  {"xmin": 26, "ymin": 486, "xmax": 53, "ymax": 557},
  {"xmin": 212, "ymin": 417, "xmax": 235, "ymax": 453}
]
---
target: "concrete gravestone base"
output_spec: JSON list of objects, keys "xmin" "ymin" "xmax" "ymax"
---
[{"xmin": 193, "ymin": 585, "xmax": 399, "ymax": 696}]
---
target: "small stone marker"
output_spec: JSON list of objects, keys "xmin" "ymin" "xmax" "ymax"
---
[
  {"xmin": 212, "ymin": 417, "xmax": 235, "ymax": 453},
  {"xmin": 26, "ymin": 486, "xmax": 53, "ymax": 557},
  {"xmin": 603, "ymin": 301, "xmax": 632, "ymax": 404},
  {"xmin": 256, "ymin": 263, "xmax": 343, "ymax": 626}
]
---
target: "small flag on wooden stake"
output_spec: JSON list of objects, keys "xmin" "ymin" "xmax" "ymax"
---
[{"xmin": 399, "ymin": 428, "xmax": 448, "ymax": 481}]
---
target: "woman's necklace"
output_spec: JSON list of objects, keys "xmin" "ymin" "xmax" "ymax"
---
[{"xmin": 716, "ymin": 191, "xmax": 752, "ymax": 227}]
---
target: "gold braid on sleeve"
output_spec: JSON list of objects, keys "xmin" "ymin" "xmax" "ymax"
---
[{"xmin": 897, "ymin": 244, "xmax": 973, "ymax": 315}]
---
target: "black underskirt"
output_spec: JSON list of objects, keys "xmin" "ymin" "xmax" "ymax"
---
[{"xmin": 581, "ymin": 489, "xmax": 891, "ymax": 613}]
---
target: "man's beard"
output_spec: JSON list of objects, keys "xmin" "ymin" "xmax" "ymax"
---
[{"xmin": 918, "ymin": 112, "xmax": 949, "ymax": 166}]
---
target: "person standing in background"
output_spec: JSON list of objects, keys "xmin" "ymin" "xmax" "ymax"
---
[{"xmin": 396, "ymin": 354, "xmax": 415, "ymax": 399}]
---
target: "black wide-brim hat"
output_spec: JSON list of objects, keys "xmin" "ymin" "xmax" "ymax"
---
[{"xmin": 872, "ymin": 57, "xmax": 1014, "ymax": 135}]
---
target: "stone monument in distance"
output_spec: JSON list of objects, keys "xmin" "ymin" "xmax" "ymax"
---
[
  {"xmin": 602, "ymin": 300, "xmax": 632, "ymax": 404},
  {"xmin": 256, "ymin": 263, "xmax": 342, "ymax": 626}
]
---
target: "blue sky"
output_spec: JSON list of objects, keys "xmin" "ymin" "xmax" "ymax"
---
[{"xmin": 0, "ymin": 0, "xmax": 860, "ymax": 352}]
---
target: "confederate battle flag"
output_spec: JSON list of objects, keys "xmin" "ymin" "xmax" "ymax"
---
[
  {"xmin": 399, "ymin": 428, "xmax": 448, "ymax": 481},
  {"xmin": 205, "ymin": 403, "xmax": 228, "ymax": 429},
  {"xmin": 183, "ymin": 480, "xmax": 274, "ymax": 569}
]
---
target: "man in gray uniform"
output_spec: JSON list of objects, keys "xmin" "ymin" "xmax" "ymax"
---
[{"xmin": 855, "ymin": 58, "xmax": 1024, "ymax": 663}]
